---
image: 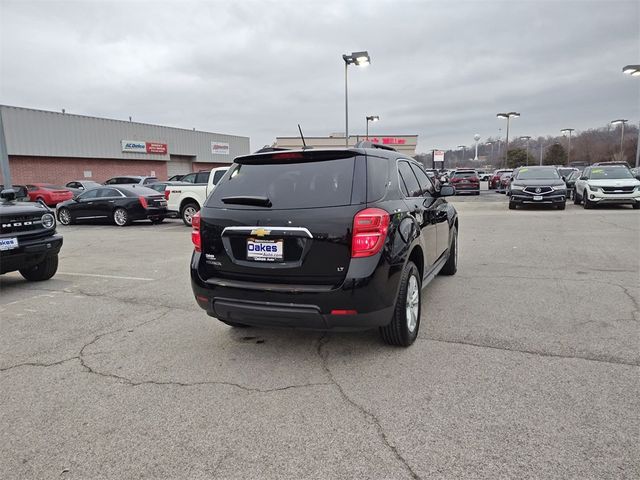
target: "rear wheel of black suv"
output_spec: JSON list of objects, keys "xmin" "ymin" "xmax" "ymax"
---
[{"xmin": 380, "ymin": 261, "xmax": 420, "ymax": 347}]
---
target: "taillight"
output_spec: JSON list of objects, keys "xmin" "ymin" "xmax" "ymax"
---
[
  {"xmin": 164, "ymin": 189, "xmax": 170, "ymax": 200},
  {"xmin": 139, "ymin": 196, "xmax": 148, "ymax": 209},
  {"xmin": 191, "ymin": 212, "xmax": 201, "ymax": 252},
  {"xmin": 351, "ymin": 208, "xmax": 389, "ymax": 258}
]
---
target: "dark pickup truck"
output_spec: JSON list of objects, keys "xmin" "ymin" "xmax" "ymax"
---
[{"xmin": 0, "ymin": 188, "xmax": 63, "ymax": 281}]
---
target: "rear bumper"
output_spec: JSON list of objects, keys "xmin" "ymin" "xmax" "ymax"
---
[
  {"xmin": 453, "ymin": 184, "xmax": 479, "ymax": 193},
  {"xmin": 190, "ymin": 252, "xmax": 400, "ymax": 331},
  {"xmin": 0, "ymin": 235, "xmax": 63, "ymax": 274}
]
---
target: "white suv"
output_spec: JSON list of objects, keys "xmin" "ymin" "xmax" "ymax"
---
[{"xmin": 574, "ymin": 165, "xmax": 640, "ymax": 209}]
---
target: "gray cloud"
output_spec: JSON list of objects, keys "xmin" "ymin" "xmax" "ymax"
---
[{"xmin": 1, "ymin": 0, "xmax": 638, "ymax": 153}]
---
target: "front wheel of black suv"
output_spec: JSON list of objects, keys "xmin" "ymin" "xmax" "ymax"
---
[
  {"xmin": 508, "ymin": 201, "xmax": 516, "ymax": 210},
  {"xmin": 380, "ymin": 261, "xmax": 421, "ymax": 347},
  {"xmin": 557, "ymin": 202, "xmax": 566, "ymax": 210},
  {"xmin": 19, "ymin": 254, "xmax": 59, "ymax": 281}
]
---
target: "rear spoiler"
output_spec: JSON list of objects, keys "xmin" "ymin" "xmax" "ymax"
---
[
  {"xmin": 353, "ymin": 140, "xmax": 397, "ymax": 152},
  {"xmin": 235, "ymin": 149, "xmax": 358, "ymax": 165}
]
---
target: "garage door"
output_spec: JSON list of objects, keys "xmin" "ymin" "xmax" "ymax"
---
[{"xmin": 167, "ymin": 156, "xmax": 194, "ymax": 178}]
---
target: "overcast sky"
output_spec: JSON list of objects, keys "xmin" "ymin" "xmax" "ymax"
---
[{"xmin": 1, "ymin": 0, "xmax": 638, "ymax": 153}]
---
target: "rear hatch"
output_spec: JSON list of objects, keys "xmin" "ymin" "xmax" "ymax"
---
[{"xmin": 198, "ymin": 150, "xmax": 366, "ymax": 286}]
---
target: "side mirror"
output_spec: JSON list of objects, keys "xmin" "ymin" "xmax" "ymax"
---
[
  {"xmin": 561, "ymin": 176, "xmax": 566, "ymax": 182},
  {"xmin": 439, "ymin": 185, "xmax": 455, "ymax": 197},
  {"xmin": 79, "ymin": 186, "xmax": 85, "ymax": 190},
  {"xmin": 635, "ymin": 175, "xmax": 640, "ymax": 181},
  {"xmin": 579, "ymin": 176, "xmax": 588, "ymax": 180}
]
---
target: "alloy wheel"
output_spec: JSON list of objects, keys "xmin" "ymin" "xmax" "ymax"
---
[{"xmin": 406, "ymin": 275, "xmax": 420, "ymax": 333}]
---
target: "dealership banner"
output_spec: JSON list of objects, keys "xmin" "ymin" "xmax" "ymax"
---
[
  {"xmin": 122, "ymin": 140, "xmax": 168, "ymax": 155},
  {"xmin": 211, "ymin": 142, "xmax": 230, "ymax": 155}
]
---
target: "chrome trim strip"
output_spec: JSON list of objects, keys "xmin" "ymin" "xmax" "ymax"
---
[{"xmin": 221, "ymin": 226, "xmax": 313, "ymax": 238}]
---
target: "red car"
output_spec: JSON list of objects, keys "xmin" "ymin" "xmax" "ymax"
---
[
  {"xmin": 489, "ymin": 169, "xmax": 513, "ymax": 189},
  {"xmin": 449, "ymin": 169, "xmax": 480, "ymax": 195},
  {"xmin": 26, "ymin": 183, "xmax": 74, "ymax": 206}
]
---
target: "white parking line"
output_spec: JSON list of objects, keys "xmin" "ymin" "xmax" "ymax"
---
[{"xmin": 57, "ymin": 272, "xmax": 155, "ymax": 281}]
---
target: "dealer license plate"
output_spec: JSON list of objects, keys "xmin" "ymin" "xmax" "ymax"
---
[
  {"xmin": 533, "ymin": 195, "xmax": 543, "ymax": 201},
  {"xmin": 247, "ymin": 238, "xmax": 283, "ymax": 262},
  {"xmin": 0, "ymin": 237, "xmax": 18, "ymax": 251}
]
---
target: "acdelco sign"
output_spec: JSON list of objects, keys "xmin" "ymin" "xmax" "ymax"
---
[{"xmin": 121, "ymin": 140, "xmax": 168, "ymax": 155}]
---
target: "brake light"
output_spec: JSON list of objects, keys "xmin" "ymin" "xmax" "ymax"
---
[
  {"xmin": 351, "ymin": 208, "xmax": 390, "ymax": 258},
  {"xmin": 272, "ymin": 152, "xmax": 304, "ymax": 161},
  {"xmin": 164, "ymin": 189, "xmax": 170, "ymax": 200},
  {"xmin": 331, "ymin": 309, "xmax": 358, "ymax": 315},
  {"xmin": 139, "ymin": 196, "xmax": 148, "ymax": 209},
  {"xmin": 191, "ymin": 212, "xmax": 201, "ymax": 252}
]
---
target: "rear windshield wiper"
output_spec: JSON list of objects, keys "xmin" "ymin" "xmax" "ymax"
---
[{"xmin": 221, "ymin": 195, "xmax": 272, "ymax": 207}]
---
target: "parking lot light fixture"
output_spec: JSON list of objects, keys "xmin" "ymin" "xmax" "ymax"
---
[
  {"xmin": 485, "ymin": 142, "xmax": 494, "ymax": 163},
  {"xmin": 497, "ymin": 112, "xmax": 520, "ymax": 167},
  {"xmin": 610, "ymin": 119, "xmax": 628, "ymax": 155},
  {"xmin": 622, "ymin": 64, "xmax": 640, "ymax": 76},
  {"xmin": 458, "ymin": 145, "xmax": 466, "ymax": 164},
  {"xmin": 366, "ymin": 115, "xmax": 379, "ymax": 139},
  {"xmin": 343, "ymin": 51, "xmax": 371, "ymax": 147},
  {"xmin": 561, "ymin": 128, "xmax": 575, "ymax": 165}
]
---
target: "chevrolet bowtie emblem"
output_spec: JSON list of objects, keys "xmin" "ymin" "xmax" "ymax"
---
[{"xmin": 251, "ymin": 228, "xmax": 271, "ymax": 237}]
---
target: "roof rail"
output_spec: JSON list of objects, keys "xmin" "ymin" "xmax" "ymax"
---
[{"xmin": 353, "ymin": 141, "xmax": 397, "ymax": 152}]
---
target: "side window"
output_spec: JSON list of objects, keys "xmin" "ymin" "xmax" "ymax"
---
[
  {"xmin": 582, "ymin": 168, "xmax": 590, "ymax": 179},
  {"xmin": 26, "ymin": 185, "xmax": 37, "ymax": 191},
  {"xmin": 66, "ymin": 182, "xmax": 78, "ymax": 189},
  {"xmin": 181, "ymin": 173, "xmax": 197, "ymax": 183},
  {"xmin": 367, "ymin": 156, "xmax": 389, "ymax": 202},
  {"xmin": 143, "ymin": 177, "xmax": 157, "ymax": 184},
  {"xmin": 212, "ymin": 170, "xmax": 225, "ymax": 184},
  {"xmin": 397, "ymin": 161, "xmax": 421, "ymax": 197},
  {"xmin": 196, "ymin": 172, "xmax": 211, "ymax": 184},
  {"xmin": 98, "ymin": 188, "xmax": 120, "ymax": 198},
  {"xmin": 80, "ymin": 189, "xmax": 100, "ymax": 199},
  {"xmin": 410, "ymin": 163, "xmax": 435, "ymax": 196},
  {"xmin": 104, "ymin": 178, "xmax": 117, "ymax": 185}
]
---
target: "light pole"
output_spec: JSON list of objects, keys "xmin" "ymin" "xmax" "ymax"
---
[
  {"xmin": 497, "ymin": 112, "xmax": 520, "ymax": 167},
  {"xmin": 458, "ymin": 145, "xmax": 466, "ymax": 165},
  {"xmin": 561, "ymin": 128, "xmax": 575, "ymax": 165},
  {"xmin": 342, "ymin": 51, "xmax": 371, "ymax": 147},
  {"xmin": 485, "ymin": 142, "xmax": 494, "ymax": 164},
  {"xmin": 366, "ymin": 115, "xmax": 379, "ymax": 139},
  {"xmin": 520, "ymin": 136, "xmax": 531, "ymax": 166},
  {"xmin": 473, "ymin": 134, "xmax": 480, "ymax": 161},
  {"xmin": 622, "ymin": 65, "xmax": 640, "ymax": 167},
  {"xmin": 610, "ymin": 119, "xmax": 628, "ymax": 157}
]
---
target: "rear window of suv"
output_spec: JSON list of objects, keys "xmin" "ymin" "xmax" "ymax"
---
[{"xmin": 207, "ymin": 158, "xmax": 355, "ymax": 209}]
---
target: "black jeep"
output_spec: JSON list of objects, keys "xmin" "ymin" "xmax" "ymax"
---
[
  {"xmin": 0, "ymin": 188, "xmax": 63, "ymax": 281},
  {"xmin": 190, "ymin": 143, "xmax": 459, "ymax": 347}
]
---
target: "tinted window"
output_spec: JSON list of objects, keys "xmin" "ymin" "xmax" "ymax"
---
[
  {"xmin": 367, "ymin": 156, "xmax": 389, "ymax": 202},
  {"xmin": 208, "ymin": 158, "xmax": 355, "ymax": 209},
  {"xmin": 104, "ymin": 178, "xmax": 116, "ymax": 185},
  {"xmin": 98, "ymin": 188, "xmax": 121, "ymax": 198},
  {"xmin": 143, "ymin": 177, "xmax": 157, "ymax": 184},
  {"xmin": 149, "ymin": 183, "xmax": 165, "ymax": 192},
  {"xmin": 398, "ymin": 161, "xmax": 422, "ymax": 197},
  {"xmin": 212, "ymin": 170, "xmax": 226, "ymax": 184},
  {"xmin": 80, "ymin": 189, "xmax": 100, "ymax": 199},
  {"xmin": 181, "ymin": 173, "xmax": 197, "ymax": 183},
  {"xmin": 410, "ymin": 163, "xmax": 435, "ymax": 196},
  {"xmin": 452, "ymin": 171, "xmax": 476, "ymax": 178},
  {"xmin": 196, "ymin": 172, "xmax": 210, "ymax": 184},
  {"xmin": 66, "ymin": 182, "xmax": 79, "ymax": 188}
]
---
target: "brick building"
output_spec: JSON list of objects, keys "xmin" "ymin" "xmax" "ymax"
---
[{"xmin": 0, "ymin": 105, "xmax": 250, "ymax": 185}]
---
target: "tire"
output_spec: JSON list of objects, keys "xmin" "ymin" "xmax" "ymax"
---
[
  {"xmin": 583, "ymin": 195, "xmax": 593, "ymax": 209},
  {"xmin": 557, "ymin": 202, "xmax": 566, "ymax": 210},
  {"xmin": 573, "ymin": 190, "xmax": 581, "ymax": 205},
  {"xmin": 151, "ymin": 217, "xmax": 165, "ymax": 224},
  {"xmin": 475, "ymin": 191, "xmax": 480, "ymax": 196},
  {"xmin": 509, "ymin": 201, "xmax": 516, "ymax": 210},
  {"xmin": 440, "ymin": 227, "xmax": 458, "ymax": 276},
  {"xmin": 19, "ymin": 254, "xmax": 58, "ymax": 281},
  {"xmin": 633, "ymin": 202, "xmax": 639, "ymax": 210},
  {"xmin": 181, "ymin": 203, "xmax": 199, "ymax": 227},
  {"xmin": 113, "ymin": 207, "xmax": 130, "ymax": 226},
  {"xmin": 379, "ymin": 261, "xmax": 421, "ymax": 347},
  {"xmin": 57, "ymin": 208, "xmax": 73, "ymax": 225}
]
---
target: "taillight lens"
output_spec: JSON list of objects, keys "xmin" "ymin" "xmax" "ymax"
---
[
  {"xmin": 139, "ymin": 196, "xmax": 148, "ymax": 209},
  {"xmin": 191, "ymin": 212, "xmax": 201, "ymax": 252},
  {"xmin": 164, "ymin": 189, "xmax": 170, "ymax": 200},
  {"xmin": 352, "ymin": 208, "xmax": 389, "ymax": 258}
]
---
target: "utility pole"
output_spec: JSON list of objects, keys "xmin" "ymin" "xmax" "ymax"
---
[
  {"xmin": 561, "ymin": 128, "xmax": 574, "ymax": 165},
  {"xmin": 0, "ymin": 109, "xmax": 12, "ymax": 190}
]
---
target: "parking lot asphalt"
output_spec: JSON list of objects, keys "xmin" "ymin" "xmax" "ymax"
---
[{"xmin": 1, "ymin": 189, "xmax": 638, "ymax": 479}]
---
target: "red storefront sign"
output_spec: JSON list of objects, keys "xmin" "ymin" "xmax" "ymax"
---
[
  {"xmin": 145, "ymin": 142, "xmax": 168, "ymax": 154},
  {"xmin": 369, "ymin": 137, "xmax": 407, "ymax": 145}
]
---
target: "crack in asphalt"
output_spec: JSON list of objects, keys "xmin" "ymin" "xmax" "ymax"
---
[
  {"xmin": 0, "ymin": 356, "xmax": 79, "ymax": 372},
  {"xmin": 422, "ymin": 337, "xmax": 640, "ymax": 367},
  {"xmin": 317, "ymin": 334, "xmax": 421, "ymax": 480}
]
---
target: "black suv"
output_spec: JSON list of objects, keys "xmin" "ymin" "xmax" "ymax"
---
[
  {"xmin": 507, "ymin": 166, "xmax": 567, "ymax": 209},
  {"xmin": 190, "ymin": 144, "xmax": 458, "ymax": 346},
  {"xmin": 0, "ymin": 188, "xmax": 62, "ymax": 281}
]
